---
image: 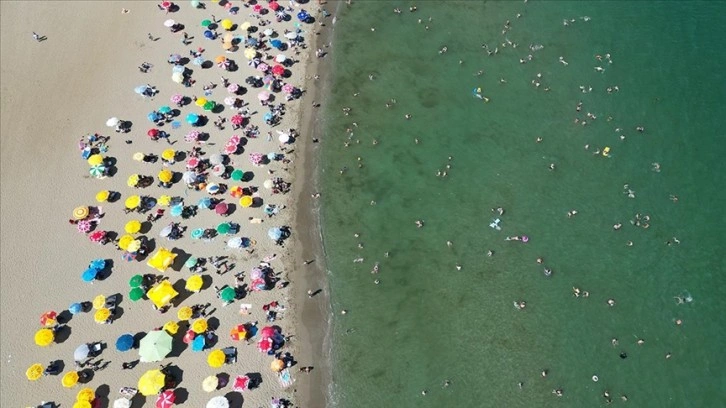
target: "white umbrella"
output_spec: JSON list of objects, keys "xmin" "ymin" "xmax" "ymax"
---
[
  {"xmin": 182, "ymin": 171, "xmax": 197, "ymax": 184},
  {"xmin": 278, "ymin": 133, "xmax": 290, "ymax": 144},
  {"xmin": 74, "ymin": 344, "xmax": 90, "ymax": 361},
  {"xmin": 263, "ymin": 28, "xmax": 274, "ymax": 36},
  {"xmin": 275, "ymin": 54, "xmax": 287, "ymax": 63},
  {"xmin": 258, "ymin": 91, "xmax": 270, "ymax": 101},
  {"xmin": 106, "ymin": 117, "xmax": 120, "ymax": 127},
  {"xmin": 163, "ymin": 19, "xmax": 176, "ymax": 28},
  {"xmin": 224, "ymin": 96, "xmax": 237, "ymax": 106},
  {"xmin": 284, "ymin": 32, "xmax": 298, "ymax": 40},
  {"xmin": 113, "ymin": 399, "xmax": 131, "ymax": 408},
  {"xmin": 209, "ymin": 154, "xmax": 225, "ymax": 165},
  {"xmin": 172, "ymin": 72, "xmax": 184, "ymax": 84},
  {"xmin": 227, "ymin": 237, "xmax": 243, "ymax": 248},
  {"xmin": 263, "ymin": 179, "xmax": 274, "ymax": 189},
  {"xmin": 211, "ymin": 164, "xmax": 226, "ymax": 176},
  {"xmin": 207, "ymin": 396, "xmax": 229, "ymax": 408}
]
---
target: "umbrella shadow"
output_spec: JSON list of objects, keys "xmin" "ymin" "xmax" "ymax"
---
[
  {"xmin": 207, "ymin": 316, "xmax": 221, "ymax": 332},
  {"xmin": 201, "ymin": 274, "xmax": 214, "ymax": 292},
  {"xmin": 178, "ymin": 57, "xmax": 190, "ymax": 66},
  {"xmin": 201, "ymin": 60, "xmax": 214, "ymax": 69},
  {"xmin": 164, "ymin": 364, "xmax": 184, "ymax": 386},
  {"xmin": 167, "ymin": 337, "xmax": 188, "ymax": 359},
  {"xmin": 212, "ymin": 104, "xmax": 225, "ymax": 114},
  {"xmin": 241, "ymin": 171, "xmax": 253, "ymax": 182},
  {"xmin": 173, "ymin": 387, "xmax": 189, "ymax": 405},
  {"xmin": 246, "ymin": 372, "xmax": 263, "ymax": 390},
  {"xmin": 96, "ymin": 259, "xmax": 115, "ymax": 281},
  {"xmin": 170, "ymin": 249, "xmax": 191, "ymax": 271},
  {"xmin": 140, "ymin": 221, "xmax": 153, "ymax": 234},
  {"xmin": 129, "ymin": 394, "xmax": 146, "ymax": 408},
  {"xmin": 171, "ymin": 278, "xmax": 193, "ymax": 306},
  {"xmin": 226, "ymin": 203, "xmax": 237, "ymax": 217},
  {"xmin": 251, "ymin": 197, "xmax": 264, "ymax": 208},
  {"xmin": 217, "ymin": 372, "xmax": 230, "ymax": 388},
  {"xmin": 133, "ymin": 331, "xmax": 147, "ymax": 347},
  {"xmin": 57, "ymin": 310, "xmax": 73, "ymax": 324},
  {"xmin": 55, "ymin": 325, "xmax": 72, "ymax": 344},
  {"xmin": 225, "ymin": 391, "xmax": 244, "ymax": 408},
  {"xmin": 95, "ymin": 384, "xmax": 111, "ymax": 408},
  {"xmin": 78, "ymin": 368, "xmax": 94, "ymax": 384},
  {"xmin": 49, "ymin": 359, "xmax": 65, "ymax": 374}
]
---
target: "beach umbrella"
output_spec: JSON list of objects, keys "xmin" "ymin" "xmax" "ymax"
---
[
  {"xmin": 116, "ymin": 334, "xmax": 135, "ymax": 352},
  {"xmin": 232, "ymin": 375, "xmax": 250, "ymax": 392},
  {"xmin": 129, "ymin": 274, "xmax": 144, "ymax": 288},
  {"xmin": 182, "ymin": 171, "xmax": 197, "ymax": 184},
  {"xmin": 215, "ymin": 203, "xmax": 229, "ymax": 216},
  {"xmin": 191, "ymin": 318, "xmax": 208, "ymax": 334},
  {"xmin": 207, "ymin": 396, "xmax": 229, "ymax": 408},
  {"xmin": 118, "ymin": 235, "xmax": 134, "ymax": 251},
  {"xmin": 216, "ymin": 222, "xmax": 231, "ymax": 234},
  {"xmin": 129, "ymin": 287, "xmax": 145, "ymax": 302},
  {"xmin": 156, "ymin": 390, "xmax": 176, "ymax": 408},
  {"xmin": 185, "ymin": 257, "xmax": 198, "ymax": 269},
  {"xmin": 279, "ymin": 133, "xmax": 290, "ymax": 144},
  {"xmin": 161, "ymin": 149, "xmax": 176, "ymax": 162},
  {"xmin": 271, "ymin": 359, "xmax": 285, "ymax": 372},
  {"xmin": 272, "ymin": 64, "xmax": 285, "ymax": 76},
  {"xmin": 204, "ymin": 30, "xmax": 215, "ymax": 39},
  {"xmin": 220, "ymin": 287, "xmax": 236, "ymax": 302},
  {"xmin": 40, "ymin": 311, "xmax": 58, "ymax": 327},
  {"xmin": 258, "ymin": 91, "xmax": 270, "ymax": 101},
  {"xmin": 222, "ymin": 41, "xmax": 233, "ymax": 50},
  {"xmin": 230, "ymin": 114, "xmax": 244, "ymax": 126},
  {"xmin": 87, "ymin": 154, "xmax": 104, "ymax": 166},
  {"xmin": 139, "ymin": 331, "xmax": 173, "ymax": 362},
  {"xmin": 26, "ymin": 363, "xmax": 44, "ymax": 381},
  {"xmin": 253, "ymin": 4, "xmax": 263, "ymax": 13},
  {"xmin": 95, "ymin": 190, "xmax": 110, "ymax": 202},
  {"xmin": 203, "ymin": 101, "xmax": 215, "ymax": 111},
  {"xmin": 81, "ymin": 267, "xmax": 98, "ymax": 283},
  {"xmin": 74, "ymin": 344, "xmax": 90, "ymax": 361},
  {"xmin": 73, "ymin": 401, "xmax": 92, "ymax": 408},
  {"xmin": 224, "ymin": 143, "xmax": 238, "ymax": 155},
  {"xmin": 113, "ymin": 399, "xmax": 131, "ymax": 408},
  {"xmin": 270, "ymin": 39, "xmax": 283, "ymax": 49},
  {"xmin": 281, "ymin": 83, "xmax": 294, "ymax": 94},
  {"xmin": 122, "ymin": 251, "xmax": 138, "ymax": 263},
  {"xmin": 73, "ymin": 206, "xmax": 89, "ymax": 220},
  {"xmin": 251, "ymin": 278, "xmax": 267, "ymax": 291},
  {"xmin": 226, "ymin": 237, "xmax": 243, "ymax": 248},
  {"xmin": 169, "ymin": 205, "xmax": 183, "ymax": 218},
  {"xmin": 177, "ymin": 306, "xmax": 193, "ymax": 321},
  {"xmin": 124, "ymin": 195, "xmax": 141, "ymax": 210},
  {"xmin": 239, "ymin": 196, "xmax": 253, "ymax": 208},
  {"xmin": 158, "ymin": 105, "xmax": 172, "ymax": 114},
  {"xmin": 263, "ymin": 179, "xmax": 275, "ymax": 189},
  {"xmin": 135, "ymin": 85, "xmax": 151, "ymax": 95},
  {"xmin": 182, "ymin": 330, "xmax": 196, "ymax": 345},
  {"xmin": 125, "ymin": 220, "xmax": 142, "ymax": 234},
  {"xmin": 201, "ymin": 19, "xmax": 212, "ymax": 27},
  {"xmin": 244, "ymin": 48, "xmax": 257, "ymax": 59},
  {"xmin": 62, "ymin": 371, "xmax": 79, "ymax": 388},
  {"xmin": 185, "ymin": 130, "xmax": 200, "ymax": 143},
  {"xmin": 257, "ymin": 337, "xmax": 273, "ymax": 353},
  {"xmin": 202, "ymin": 375, "xmax": 218, "ymax": 392},
  {"xmin": 240, "ymin": 21, "xmax": 252, "ymax": 31},
  {"xmin": 195, "ymin": 97, "xmax": 208, "ymax": 107},
  {"xmin": 94, "ymin": 308, "xmax": 111, "ymax": 324},
  {"xmin": 148, "ymin": 128, "xmax": 160, "ymax": 138},
  {"xmin": 229, "ymin": 186, "xmax": 243, "ymax": 198},
  {"xmin": 146, "ymin": 280, "xmax": 178, "ymax": 308},
  {"xmin": 89, "ymin": 259, "xmax": 106, "ymax": 270},
  {"xmin": 230, "ymin": 324, "xmax": 247, "ymax": 341},
  {"xmin": 191, "ymin": 334, "xmax": 206, "ymax": 352},
  {"xmin": 269, "ymin": 1, "xmax": 280, "ymax": 11},
  {"xmin": 77, "ymin": 220, "xmax": 93, "ymax": 233},
  {"xmin": 191, "ymin": 228, "xmax": 204, "ymax": 239},
  {"xmin": 198, "ymin": 197, "xmax": 212, "ymax": 209},
  {"xmin": 186, "ymin": 157, "xmax": 200, "ymax": 169},
  {"xmin": 186, "ymin": 275, "xmax": 204, "ymax": 292},
  {"xmin": 35, "ymin": 328, "xmax": 54, "ymax": 346},
  {"xmin": 227, "ymin": 83, "xmax": 239, "ymax": 94},
  {"xmin": 69, "ymin": 302, "xmax": 83, "ymax": 315},
  {"xmin": 138, "ymin": 369, "xmax": 166, "ymax": 396},
  {"xmin": 186, "ymin": 113, "xmax": 200, "ymax": 124},
  {"xmin": 133, "ymin": 152, "xmax": 145, "ymax": 162},
  {"xmin": 223, "ymin": 96, "xmax": 237, "ymax": 106},
  {"xmin": 206, "ymin": 183, "xmax": 220, "ymax": 194},
  {"xmin": 260, "ymin": 326, "xmax": 277, "ymax": 338},
  {"xmin": 106, "ymin": 117, "xmax": 120, "ymax": 127},
  {"xmin": 275, "ymin": 54, "xmax": 287, "ymax": 63},
  {"xmin": 163, "ymin": 321, "xmax": 180, "ymax": 335},
  {"xmin": 127, "ymin": 174, "xmax": 140, "ymax": 187},
  {"xmin": 163, "ymin": 19, "xmax": 176, "ymax": 28},
  {"xmin": 77, "ymin": 388, "xmax": 95, "ymax": 402},
  {"xmin": 193, "ymin": 56, "xmax": 204, "ymax": 66},
  {"xmin": 148, "ymin": 111, "xmax": 162, "ymax": 122},
  {"xmin": 220, "ymin": 19, "xmax": 233, "ymax": 30},
  {"xmin": 284, "ymin": 31, "xmax": 298, "ymax": 40},
  {"xmin": 297, "ymin": 10, "xmax": 310, "ymax": 21},
  {"xmin": 92, "ymin": 295, "xmax": 106, "ymax": 309},
  {"xmin": 268, "ymin": 227, "xmax": 283, "ymax": 240},
  {"xmin": 207, "ymin": 349, "xmax": 225, "ymax": 368},
  {"xmin": 207, "ymin": 154, "xmax": 223, "ymax": 166},
  {"xmin": 172, "ymin": 72, "xmax": 184, "ymax": 84},
  {"xmin": 158, "ymin": 169, "xmax": 173, "ymax": 183},
  {"xmin": 128, "ymin": 238, "xmax": 142, "ymax": 253},
  {"xmin": 89, "ymin": 230, "xmax": 106, "ymax": 243},
  {"xmin": 257, "ymin": 63, "xmax": 269, "ymax": 72},
  {"xmin": 171, "ymin": 94, "xmax": 184, "ymax": 104}
]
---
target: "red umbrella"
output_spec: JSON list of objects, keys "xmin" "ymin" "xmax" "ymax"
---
[
  {"xmin": 89, "ymin": 230, "xmax": 106, "ymax": 243},
  {"xmin": 230, "ymin": 114, "xmax": 244, "ymax": 126},
  {"xmin": 186, "ymin": 157, "xmax": 200, "ymax": 169},
  {"xmin": 271, "ymin": 65, "xmax": 285, "ymax": 76},
  {"xmin": 182, "ymin": 330, "xmax": 196, "ymax": 344},
  {"xmin": 253, "ymin": 4, "xmax": 263, "ymax": 13},
  {"xmin": 258, "ymin": 337, "xmax": 273, "ymax": 353},
  {"xmin": 148, "ymin": 128, "xmax": 160, "ymax": 138},
  {"xmin": 232, "ymin": 375, "xmax": 250, "ymax": 392},
  {"xmin": 260, "ymin": 326, "xmax": 276, "ymax": 338},
  {"xmin": 156, "ymin": 390, "xmax": 175, "ymax": 408},
  {"xmin": 230, "ymin": 324, "xmax": 247, "ymax": 341},
  {"xmin": 40, "ymin": 311, "xmax": 58, "ymax": 327},
  {"xmin": 215, "ymin": 202, "xmax": 229, "ymax": 215},
  {"xmin": 269, "ymin": 1, "xmax": 280, "ymax": 11}
]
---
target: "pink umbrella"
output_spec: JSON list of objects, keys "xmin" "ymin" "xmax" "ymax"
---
[
  {"xmin": 257, "ymin": 337, "xmax": 272, "ymax": 353},
  {"xmin": 257, "ymin": 63, "xmax": 269, "ymax": 72},
  {"xmin": 89, "ymin": 230, "xmax": 106, "ymax": 243},
  {"xmin": 227, "ymin": 83, "xmax": 239, "ymax": 94},
  {"xmin": 186, "ymin": 157, "xmax": 200, "ymax": 168},
  {"xmin": 224, "ymin": 97, "xmax": 237, "ymax": 106},
  {"xmin": 229, "ymin": 135, "xmax": 241, "ymax": 144},
  {"xmin": 224, "ymin": 144, "xmax": 238, "ymax": 155},
  {"xmin": 250, "ymin": 267, "xmax": 263, "ymax": 280},
  {"xmin": 251, "ymin": 278, "xmax": 267, "ymax": 291},
  {"xmin": 257, "ymin": 91, "xmax": 270, "ymax": 101},
  {"xmin": 185, "ymin": 130, "xmax": 200, "ymax": 143},
  {"xmin": 77, "ymin": 220, "xmax": 92, "ymax": 233},
  {"xmin": 271, "ymin": 65, "xmax": 285, "ymax": 76},
  {"xmin": 160, "ymin": 1, "xmax": 172, "ymax": 10},
  {"xmin": 281, "ymin": 83, "xmax": 294, "ymax": 94},
  {"xmin": 260, "ymin": 326, "xmax": 277, "ymax": 338},
  {"xmin": 249, "ymin": 152, "xmax": 264, "ymax": 166},
  {"xmin": 171, "ymin": 94, "xmax": 184, "ymax": 104},
  {"xmin": 156, "ymin": 390, "xmax": 175, "ymax": 408},
  {"xmin": 253, "ymin": 4, "xmax": 263, "ymax": 13},
  {"xmin": 230, "ymin": 114, "xmax": 244, "ymax": 126},
  {"xmin": 183, "ymin": 330, "xmax": 196, "ymax": 344},
  {"xmin": 215, "ymin": 202, "xmax": 229, "ymax": 215},
  {"xmin": 211, "ymin": 164, "xmax": 226, "ymax": 176},
  {"xmin": 269, "ymin": 1, "xmax": 280, "ymax": 11},
  {"xmin": 232, "ymin": 375, "xmax": 250, "ymax": 392}
]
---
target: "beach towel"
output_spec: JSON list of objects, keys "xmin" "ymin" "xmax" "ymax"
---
[{"xmin": 278, "ymin": 369, "xmax": 294, "ymax": 388}]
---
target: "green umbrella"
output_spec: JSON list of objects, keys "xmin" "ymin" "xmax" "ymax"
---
[
  {"xmin": 230, "ymin": 169, "xmax": 244, "ymax": 181},
  {"xmin": 216, "ymin": 223, "xmax": 231, "ymax": 235},
  {"xmin": 138, "ymin": 330, "xmax": 173, "ymax": 362},
  {"xmin": 203, "ymin": 101, "xmax": 215, "ymax": 111},
  {"xmin": 201, "ymin": 19, "xmax": 212, "ymax": 27},
  {"xmin": 185, "ymin": 257, "xmax": 198, "ymax": 268},
  {"xmin": 129, "ymin": 287, "xmax": 145, "ymax": 301},
  {"xmin": 129, "ymin": 274, "xmax": 144, "ymax": 287},
  {"xmin": 220, "ymin": 287, "xmax": 236, "ymax": 302},
  {"xmin": 89, "ymin": 165, "xmax": 105, "ymax": 178}
]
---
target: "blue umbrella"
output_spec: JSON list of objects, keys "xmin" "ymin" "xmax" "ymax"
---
[
  {"xmin": 186, "ymin": 113, "xmax": 199, "ymax": 124},
  {"xmin": 263, "ymin": 112, "xmax": 273, "ymax": 122},
  {"xmin": 89, "ymin": 258, "xmax": 106, "ymax": 270},
  {"xmin": 191, "ymin": 335, "xmax": 205, "ymax": 352},
  {"xmin": 193, "ymin": 56, "xmax": 204, "ymax": 66},
  {"xmin": 170, "ymin": 204, "xmax": 184, "ymax": 217},
  {"xmin": 81, "ymin": 267, "xmax": 98, "ymax": 282},
  {"xmin": 148, "ymin": 111, "xmax": 162, "ymax": 122},
  {"xmin": 268, "ymin": 228, "xmax": 283, "ymax": 241},
  {"xmin": 121, "ymin": 251, "xmax": 137, "ymax": 262},
  {"xmin": 198, "ymin": 197, "xmax": 212, "ymax": 209},
  {"xmin": 116, "ymin": 334, "xmax": 135, "ymax": 352},
  {"xmin": 270, "ymin": 39, "xmax": 282, "ymax": 48},
  {"xmin": 191, "ymin": 228, "xmax": 204, "ymax": 239},
  {"xmin": 246, "ymin": 38, "xmax": 258, "ymax": 46},
  {"xmin": 172, "ymin": 65, "xmax": 185, "ymax": 73},
  {"xmin": 69, "ymin": 302, "xmax": 82, "ymax": 315},
  {"xmin": 203, "ymin": 30, "xmax": 215, "ymax": 39},
  {"xmin": 159, "ymin": 105, "xmax": 172, "ymax": 114},
  {"xmin": 297, "ymin": 10, "xmax": 309, "ymax": 22},
  {"xmin": 267, "ymin": 152, "xmax": 277, "ymax": 161},
  {"xmin": 135, "ymin": 85, "xmax": 150, "ymax": 95}
]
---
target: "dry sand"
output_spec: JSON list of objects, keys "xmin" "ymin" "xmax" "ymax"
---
[{"xmin": 1, "ymin": 1, "xmax": 332, "ymax": 407}]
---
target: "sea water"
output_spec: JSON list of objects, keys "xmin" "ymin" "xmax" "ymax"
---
[{"xmin": 318, "ymin": 1, "xmax": 726, "ymax": 406}]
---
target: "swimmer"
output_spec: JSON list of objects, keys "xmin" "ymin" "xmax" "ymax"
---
[
  {"xmin": 455, "ymin": 264, "xmax": 462, "ymax": 271},
  {"xmin": 674, "ymin": 296, "xmax": 685, "ymax": 304},
  {"xmin": 536, "ymin": 137, "xmax": 543, "ymax": 143},
  {"xmin": 374, "ymin": 279, "xmax": 380, "ymax": 285},
  {"xmin": 675, "ymin": 319, "xmax": 682, "ymax": 325},
  {"xmin": 552, "ymin": 388, "xmax": 563, "ymax": 397},
  {"xmin": 626, "ymin": 241, "xmax": 634, "ymax": 247},
  {"xmin": 567, "ymin": 210, "xmax": 578, "ymax": 218},
  {"xmin": 486, "ymin": 250, "xmax": 494, "ymax": 257},
  {"xmin": 621, "ymin": 394, "xmax": 628, "ymax": 402},
  {"xmin": 583, "ymin": 291, "xmax": 590, "ymax": 297},
  {"xmin": 607, "ymin": 299, "xmax": 616, "ymax": 307},
  {"xmin": 405, "ymin": 114, "xmax": 411, "ymax": 119},
  {"xmin": 517, "ymin": 382, "xmax": 524, "ymax": 389},
  {"xmin": 371, "ymin": 263, "xmax": 379, "ymax": 274},
  {"xmin": 541, "ymin": 369, "xmax": 548, "ymax": 377},
  {"xmin": 543, "ymin": 268, "xmax": 552, "ymax": 277},
  {"xmin": 370, "ymin": 201, "xmax": 376, "ymax": 206},
  {"xmin": 611, "ymin": 338, "xmax": 619, "ymax": 346},
  {"xmin": 651, "ymin": 162, "xmax": 661, "ymax": 172},
  {"xmin": 669, "ymin": 194, "xmax": 679, "ymax": 202},
  {"xmin": 536, "ymin": 257, "xmax": 543, "ymax": 264},
  {"xmin": 548, "ymin": 163, "xmax": 556, "ymax": 171},
  {"xmin": 573, "ymin": 287, "xmax": 581, "ymax": 297},
  {"xmin": 637, "ymin": 339, "xmax": 644, "ymax": 345},
  {"xmin": 415, "ymin": 220, "xmax": 424, "ymax": 228},
  {"xmin": 665, "ymin": 352, "xmax": 672, "ymax": 359},
  {"xmin": 415, "ymin": 138, "xmax": 420, "ymax": 144},
  {"xmin": 443, "ymin": 379, "xmax": 451, "ymax": 388},
  {"xmin": 613, "ymin": 223, "xmax": 622, "ymax": 230},
  {"xmin": 421, "ymin": 390, "xmax": 427, "ymax": 396}
]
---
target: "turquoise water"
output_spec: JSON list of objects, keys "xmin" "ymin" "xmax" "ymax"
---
[{"xmin": 319, "ymin": 2, "xmax": 726, "ymax": 407}]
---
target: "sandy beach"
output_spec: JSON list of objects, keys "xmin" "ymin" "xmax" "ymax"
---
[{"xmin": 1, "ymin": 1, "xmax": 332, "ymax": 407}]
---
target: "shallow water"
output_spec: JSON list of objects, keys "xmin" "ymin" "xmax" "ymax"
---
[{"xmin": 319, "ymin": 2, "xmax": 726, "ymax": 406}]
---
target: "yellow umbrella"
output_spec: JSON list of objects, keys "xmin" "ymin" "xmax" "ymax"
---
[
  {"xmin": 195, "ymin": 97, "xmax": 208, "ymax": 107},
  {"xmin": 34, "ymin": 328, "xmax": 54, "ymax": 347},
  {"xmin": 95, "ymin": 190, "xmax": 110, "ymax": 202},
  {"xmin": 125, "ymin": 195, "xmax": 141, "ymax": 209},
  {"xmin": 73, "ymin": 402, "xmax": 92, "ymax": 408},
  {"xmin": 191, "ymin": 318, "xmax": 208, "ymax": 334},
  {"xmin": 138, "ymin": 369, "xmax": 166, "ymax": 396},
  {"xmin": 147, "ymin": 281, "xmax": 179, "ymax": 309},
  {"xmin": 92, "ymin": 295, "xmax": 106, "ymax": 309},
  {"xmin": 244, "ymin": 48, "xmax": 256, "ymax": 59},
  {"xmin": 73, "ymin": 206, "xmax": 90, "ymax": 220},
  {"xmin": 87, "ymin": 154, "xmax": 104, "ymax": 166},
  {"xmin": 127, "ymin": 239, "xmax": 142, "ymax": 253},
  {"xmin": 94, "ymin": 308, "xmax": 111, "ymax": 324},
  {"xmin": 223, "ymin": 33, "xmax": 234, "ymax": 43},
  {"xmin": 163, "ymin": 320, "xmax": 180, "ymax": 335},
  {"xmin": 222, "ymin": 41, "xmax": 233, "ymax": 50},
  {"xmin": 185, "ymin": 275, "xmax": 203, "ymax": 292},
  {"xmin": 158, "ymin": 170, "xmax": 173, "ymax": 183},
  {"xmin": 127, "ymin": 174, "xmax": 140, "ymax": 187},
  {"xmin": 177, "ymin": 306, "xmax": 193, "ymax": 321},
  {"xmin": 118, "ymin": 234, "xmax": 134, "ymax": 250},
  {"xmin": 215, "ymin": 55, "xmax": 227, "ymax": 64},
  {"xmin": 125, "ymin": 220, "xmax": 142, "ymax": 234},
  {"xmin": 161, "ymin": 149, "xmax": 176, "ymax": 161},
  {"xmin": 62, "ymin": 371, "xmax": 79, "ymax": 388},
  {"xmin": 207, "ymin": 349, "xmax": 225, "ymax": 368},
  {"xmin": 158, "ymin": 195, "xmax": 172, "ymax": 207},
  {"xmin": 270, "ymin": 359, "xmax": 285, "ymax": 372},
  {"xmin": 76, "ymin": 388, "xmax": 95, "ymax": 402},
  {"xmin": 133, "ymin": 152, "xmax": 145, "ymax": 161},
  {"xmin": 202, "ymin": 375, "xmax": 219, "ymax": 392},
  {"xmin": 146, "ymin": 248, "xmax": 177, "ymax": 273},
  {"xmin": 239, "ymin": 196, "xmax": 253, "ymax": 208},
  {"xmin": 220, "ymin": 19, "xmax": 233, "ymax": 30},
  {"xmin": 26, "ymin": 363, "xmax": 44, "ymax": 380},
  {"xmin": 240, "ymin": 21, "xmax": 251, "ymax": 31}
]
